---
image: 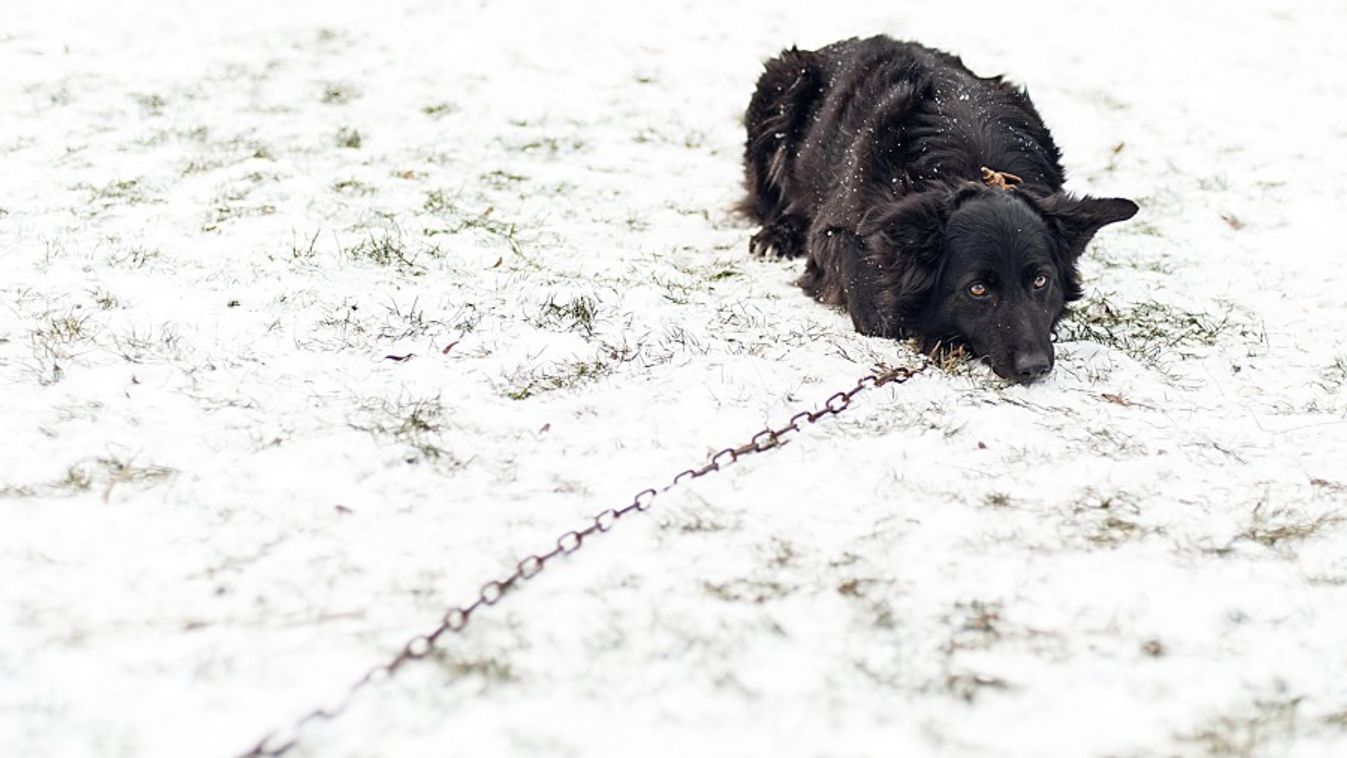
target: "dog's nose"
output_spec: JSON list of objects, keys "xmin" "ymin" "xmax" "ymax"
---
[{"xmin": 1012, "ymin": 352, "xmax": 1052, "ymax": 383}]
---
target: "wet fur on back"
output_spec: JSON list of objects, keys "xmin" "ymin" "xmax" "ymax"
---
[{"xmin": 739, "ymin": 36, "xmax": 1138, "ymax": 381}]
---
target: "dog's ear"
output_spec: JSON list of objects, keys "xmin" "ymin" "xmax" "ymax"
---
[
  {"xmin": 854, "ymin": 189, "xmax": 962, "ymax": 330},
  {"xmin": 857, "ymin": 189, "xmax": 956, "ymax": 265},
  {"xmin": 1034, "ymin": 193, "xmax": 1139, "ymax": 260}
]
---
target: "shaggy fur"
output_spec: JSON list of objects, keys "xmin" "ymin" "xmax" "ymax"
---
[{"xmin": 739, "ymin": 36, "xmax": 1138, "ymax": 382}]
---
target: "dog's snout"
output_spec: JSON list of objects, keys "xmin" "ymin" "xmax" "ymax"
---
[{"xmin": 1011, "ymin": 351, "xmax": 1052, "ymax": 383}]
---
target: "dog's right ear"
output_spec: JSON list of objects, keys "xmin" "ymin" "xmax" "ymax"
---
[
  {"xmin": 857, "ymin": 188, "xmax": 957, "ymax": 265},
  {"xmin": 854, "ymin": 187, "xmax": 969, "ymax": 330}
]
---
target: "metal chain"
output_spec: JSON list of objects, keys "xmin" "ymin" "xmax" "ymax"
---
[{"xmin": 238, "ymin": 361, "xmax": 925, "ymax": 757}]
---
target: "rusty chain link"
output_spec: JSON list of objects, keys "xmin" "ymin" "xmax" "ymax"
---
[{"xmin": 239, "ymin": 361, "xmax": 925, "ymax": 757}]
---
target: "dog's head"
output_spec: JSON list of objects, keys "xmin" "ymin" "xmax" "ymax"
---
[{"xmin": 860, "ymin": 184, "xmax": 1137, "ymax": 383}]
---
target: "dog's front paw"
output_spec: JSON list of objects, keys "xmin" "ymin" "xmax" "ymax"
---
[
  {"xmin": 749, "ymin": 228, "xmax": 780, "ymax": 257},
  {"xmin": 749, "ymin": 220, "xmax": 805, "ymax": 258}
]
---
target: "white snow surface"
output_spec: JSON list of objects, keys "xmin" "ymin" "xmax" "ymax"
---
[{"xmin": 3, "ymin": 1, "xmax": 1346, "ymax": 756}]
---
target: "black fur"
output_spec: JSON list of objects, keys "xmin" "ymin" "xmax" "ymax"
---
[{"xmin": 739, "ymin": 36, "xmax": 1138, "ymax": 383}]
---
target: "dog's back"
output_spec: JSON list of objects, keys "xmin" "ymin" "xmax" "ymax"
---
[{"xmin": 740, "ymin": 36, "xmax": 1065, "ymax": 248}]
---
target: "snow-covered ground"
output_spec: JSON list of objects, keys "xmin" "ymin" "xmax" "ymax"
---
[{"xmin": 3, "ymin": 1, "xmax": 1346, "ymax": 756}]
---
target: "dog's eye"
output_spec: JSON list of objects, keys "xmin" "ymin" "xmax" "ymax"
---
[
  {"xmin": 1032, "ymin": 274, "xmax": 1048, "ymax": 290},
  {"xmin": 968, "ymin": 283, "xmax": 989, "ymax": 298}
]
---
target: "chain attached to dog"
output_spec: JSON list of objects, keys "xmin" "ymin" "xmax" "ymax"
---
[
  {"xmin": 980, "ymin": 166, "xmax": 1023, "ymax": 190},
  {"xmin": 238, "ymin": 361, "xmax": 927, "ymax": 757}
]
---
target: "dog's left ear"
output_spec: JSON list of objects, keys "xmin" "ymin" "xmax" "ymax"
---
[{"xmin": 1035, "ymin": 194, "xmax": 1139, "ymax": 260}]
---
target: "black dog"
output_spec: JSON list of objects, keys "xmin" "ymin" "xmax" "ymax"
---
[{"xmin": 739, "ymin": 36, "xmax": 1138, "ymax": 383}]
